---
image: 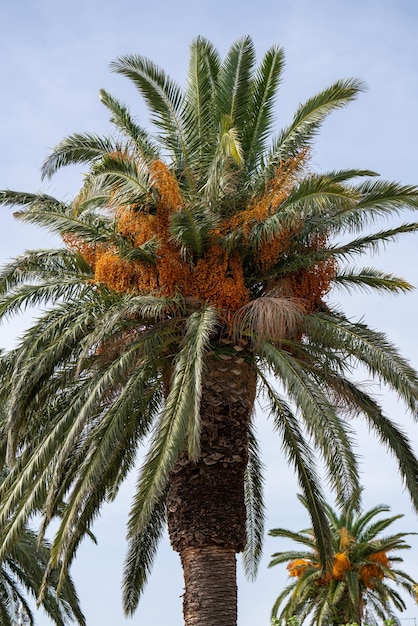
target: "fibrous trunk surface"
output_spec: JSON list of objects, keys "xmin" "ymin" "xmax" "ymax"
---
[
  {"xmin": 166, "ymin": 353, "xmax": 257, "ymax": 626},
  {"xmin": 181, "ymin": 545, "xmax": 237, "ymax": 626}
]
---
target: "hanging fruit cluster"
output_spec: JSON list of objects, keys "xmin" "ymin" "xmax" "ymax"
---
[
  {"xmin": 287, "ymin": 548, "xmax": 390, "ymax": 589},
  {"xmin": 65, "ymin": 154, "xmax": 336, "ymax": 315},
  {"xmin": 65, "ymin": 160, "xmax": 250, "ymax": 311},
  {"xmin": 358, "ymin": 551, "xmax": 389, "ymax": 589}
]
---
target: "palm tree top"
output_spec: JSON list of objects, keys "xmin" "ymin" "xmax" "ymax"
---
[
  {"xmin": 1, "ymin": 37, "xmax": 418, "ymax": 623},
  {"xmin": 269, "ymin": 495, "xmax": 418, "ymax": 626}
]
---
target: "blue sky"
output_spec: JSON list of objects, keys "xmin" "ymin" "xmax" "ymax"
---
[{"xmin": 1, "ymin": 1, "xmax": 418, "ymax": 624}]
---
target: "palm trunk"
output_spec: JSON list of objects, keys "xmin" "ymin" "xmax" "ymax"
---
[
  {"xmin": 166, "ymin": 353, "xmax": 257, "ymax": 626},
  {"xmin": 180, "ymin": 546, "xmax": 237, "ymax": 626}
]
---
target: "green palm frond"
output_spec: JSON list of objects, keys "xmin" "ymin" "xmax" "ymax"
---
[
  {"xmin": 242, "ymin": 422, "xmax": 265, "ymax": 580},
  {"xmin": 0, "ymin": 249, "xmax": 92, "ymax": 295},
  {"xmin": 357, "ymin": 398, "xmax": 418, "ymax": 513},
  {"xmin": 216, "ymin": 36, "xmax": 255, "ymax": 133},
  {"xmin": 109, "ymin": 54, "xmax": 190, "ymax": 175},
  {"xmin": 90, "ymin": 151, "xmax": 151, "ymax": 200},
  {"xmin": 0, "ymin": 279, "xmax": 90, "ymax": 320},
  {"xmin": 350, "ymin": 504, "xmax": 391, "ymax": 537},
  {"xmin": 268, "ymin": 78, "xmax": 365, "ymax": 165},
  {"xmin": 41, "ymin": 133, "xmax": 120, "ymax": 180},
  {"xmin": 249, "ymin": 174, "xmax": 359, "ymax": 249},
  {"xmin": 127, "ymin": 306, "xmax": 217, "ymax": 539},
  {"xmin": 123, "ymin": 490, "xmax": 166, "ymax": 615},
  {"xmin": 316, "ymin": 168, "xmax": 379, "ymax": 183},
  {"xmin": 324, "ymin": 179, "xmax": 418, "ymax": 234},
  {"xmin": 358, "ymin": 515, "xmax": 403, "ymax": 543},
  {"xmin": 12, "ymin": 201, "xmax": 113, "ymax": 241},
  {"xmin": 169, "ymin": 204, "xmax": 217, "ymax": 256},
  {"xmin": 333, "ymin": 266, "xmax": 414, "ymax": 294},
  {"xmin": 260, "ymin": 342, "xmax": 360, "ymax": 507},
  {"xmin": 0, "ymin": 190, "xmax": 67, "ymax": 213},
  {"xmin": 305, "ymin": 311, "xmax": 418, "ymax": 412},
  {"xmin": 45, "ymin": 369, "xmax": 162, "ymax": 591},
  {"xmin": 242, "ymin": 44, "xmax": 285, "ymax": 172},
  {"xmin": 331, "ymin": 222, "xmax": 418, "ymax": 261},
  {"xmin": 258, "ymin": 369, "xmax": 333, "ymax": 566},
  {"xmin": 5, "ymin": 527, "xmax": 85, "ymax": 626},
  {"xmin": 98, "ymin": 88, "xmax": 159, "ymax": 163},
  {"xmin": 183, "ymin": 36, "xmax": 220, "ymax": 166}
]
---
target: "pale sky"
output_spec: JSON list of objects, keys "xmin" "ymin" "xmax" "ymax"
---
[{"xmin": 1, "ymin": 1, "xmax": 418, "ymax": 625}]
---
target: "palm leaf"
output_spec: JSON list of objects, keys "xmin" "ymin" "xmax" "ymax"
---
[
  {"xmin": 109, "ymin": 55, "xmax": 191, "ymax": 178},
  {"xmin": 333, "ymin": 266, "xmax": 413, "ymax": 294},
  {"xmin": 243, "ymin": 45, "xmax": 285, "ymax": 171},
  {"xmin": 258, "ymin": 369, "xmax": 333, "ymax": 566},
  {"xmin": 41, "ymin": 133, "xmax": 120, "ymax": 179},
  {"xmin": 242, "ymin": 422, "xmax": 265, "ymax": 580},
  {"xmin": 216, "ymin": 36, "xmax": 255, "ymax": 133},
  {"xmin": 99, "ymin": 88, "xmax": 159, "ymax": 163},
  {"xmin": 122, "ymin": 491, "xmax": 166, "ymax": 614},
  {"xmin": 126, "ymin": 306, "xmax": 217, "ymax": 539},
  {"xmin": 267, "ymin": 78, "xmax": 365, "ymax": 165}
]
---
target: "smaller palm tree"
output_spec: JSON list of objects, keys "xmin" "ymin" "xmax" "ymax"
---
[
  {"xmin": 268, "ymin": 494, "xmax": 417, "ymax": 626},
  {"xmin": 0, "ymin": 431, "xmax": 85, "ymax": 626},
  {"xmin": 2, "ymin": 525, "xmax": 85, "ymax": 626}
]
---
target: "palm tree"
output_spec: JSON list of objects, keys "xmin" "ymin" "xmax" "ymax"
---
[
  {"xmin": 269, "ymin": 495, "xmax": 418, "ymax": 626},
  {"xmin": 0, "ymin": 463, "xmax": 85, "ymax": 625},
  {"xmin": 1, "ymin": 36, "xmax": 418, "ymax": 626},
  {"xmin": 1, "ymin": 523, "xmax": 86, "ymax": 626}
]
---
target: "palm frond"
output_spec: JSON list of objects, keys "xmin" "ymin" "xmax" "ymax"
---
[
  {"xmin": 99, "ymin": 88, "xmax": 159, "ymax": 163},
  {"xmin": 257, "ymin": 369, "xmax": 332, "ymax": 566},
  {"xmin": 333, "ymin": 267, "xmax": 413, "ymax": 294},
  {"xmin": 268, "ymin": 78, "xmax": 365, "ymax": 165},
  {"xmin": 90, "ymin": 151, "xmax": 151, "ymax": 199},
  {"xmin": 216, "ymin": 36, "xmax": 255, "ymax": 133},
  {"xmin": 242, "ymin": 422, "xmax": 265, "ymax": 580},
  {"xmin": 41, "ymin": 133, "xmax": 120, "ymax": 179},
  {"xmin": 243, "ymin": 45, "xmax": 285, "ymax": 171},
  {"xmin": 0, "ymin": 280, "xmax": 90, "ymax": 321},
  {"xmin": 109, "ymin": 55, "xmax": 190, "ymax": 178},
  {"xmin": 305, "ymin": 311, "xmax": 418, "ymax": 412},
  {"xmin": 329, "ymin": 222, "xmax": 418, "ymax": 260},
  {"xmin": 123, "ymin": 491, "xmax": 166, "ymax": 615},
  {"xmin": 0, "ymin": 249, "xmax": 92, "ymax": 296},
  {"xmin": 259, "ymin": 342, "xmax": 360, "ymax": 508},
  {"xmin": 169, "ymin": 204, "xmax": 217, "ymax": 257},
  {"xmin": 126, "ymin": 306, "xmax": 218, "ymax": 539},
  {"xmin": 183, "ymin": 36, "xmax": 220, "ymax": 168}
]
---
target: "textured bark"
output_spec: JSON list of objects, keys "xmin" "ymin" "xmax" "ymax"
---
[
  {"xmin": 180, "ymin": 546, "xmax": 238, "ymax": 626},
  {"xmin": 166, "ymin": 353, "xmax": 257, "ymax": 625}
]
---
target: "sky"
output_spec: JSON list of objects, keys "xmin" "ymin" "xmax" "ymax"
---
[{"xmin": 1, "ymin": 0, "xmax": 418, "ymax": 624}]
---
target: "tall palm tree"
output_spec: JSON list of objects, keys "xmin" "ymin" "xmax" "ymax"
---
[
  {"xmin": 269, "ymin": 495, "xmax": 418, "ymax": 626},
  {"xmin": 1, "ymin": 36, "xmax": 418, "ymax": 626}
]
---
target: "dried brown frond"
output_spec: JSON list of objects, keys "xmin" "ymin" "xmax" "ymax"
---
[{"xmin": 232, "ymin": 296, "xmax": 306, "ymax": 346}]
